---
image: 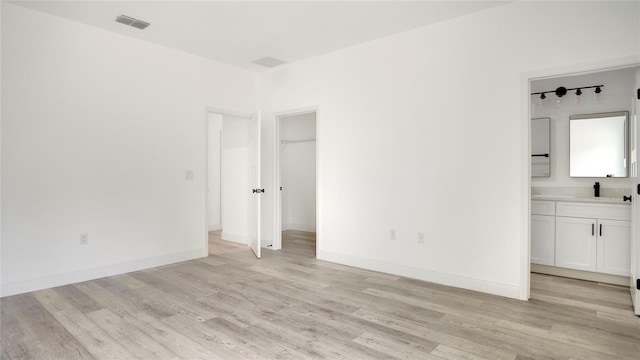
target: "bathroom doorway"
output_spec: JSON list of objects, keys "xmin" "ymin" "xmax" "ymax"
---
[{"xmin": 527, "ymin": 66, "xmax": 640, "ymax": 315}]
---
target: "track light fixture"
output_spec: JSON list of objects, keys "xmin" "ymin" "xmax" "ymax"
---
[{"xmin": 532, "ymin": 85, "xmax": 604, "ymax": 106}]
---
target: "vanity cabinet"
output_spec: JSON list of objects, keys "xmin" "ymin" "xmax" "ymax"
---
[
  {"xmin": 531, "ymin": 199, "xmax": 630, "ymax": 277},
  {"xmin": 554, "ymin": 201, "xmax": 630, "ymax": 276},
  {"xmin": 531, "ymin": 201, "xmax": 555, "ymax": 266}
]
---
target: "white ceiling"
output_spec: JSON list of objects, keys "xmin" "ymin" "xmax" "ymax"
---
[{"xmin": 10, "ymin": 1, "xmax": 510, "ymax": 72}]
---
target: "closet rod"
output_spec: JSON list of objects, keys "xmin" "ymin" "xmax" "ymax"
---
[{"xmin": 281, "ymin": 139, "xmax": 316, "ymax": 144}]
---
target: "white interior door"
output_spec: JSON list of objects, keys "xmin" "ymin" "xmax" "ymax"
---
[{"xmin": 248, "ymin": 111, "xmax": 261, "ymax": 258}]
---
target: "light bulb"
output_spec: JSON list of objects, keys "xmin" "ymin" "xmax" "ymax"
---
[
  {"xmin": 575, "ymin": 88, "xmax": 582, "ymax": 104},
  {"xmin": 539, "ymin": 93, "xmax": 546, "ymax": 106},
  {"xmin": 594, "ymin": 86, "xmax": 602, "ymax": 102}
]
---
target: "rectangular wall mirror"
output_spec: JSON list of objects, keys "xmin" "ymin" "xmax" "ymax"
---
[
  {"xmin": 569, "ymin": 111, "xmax": 628, "ymax": 178},
  {"xmin": 531, "ymin": 118, "xmax": 550, "ymax": 177}
]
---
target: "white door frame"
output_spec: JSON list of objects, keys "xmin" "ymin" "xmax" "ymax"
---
[
  {"xmin": 248, "ymin": 111, "xmax": 262, "ymax": 259},
  {"xmin": 272, "ymin": 106, "xmax": 319, "ymax": 253},
  {"xmin": 204, "ymin": 106, "xmax": 253, "ymax": 255},
  {"xmin": 207, "ymin": 113, "xmax": 223, "ymax": 232},
  {"xmin": 522, "ymin": 57, "xmax": 639, "ymax": 301}
]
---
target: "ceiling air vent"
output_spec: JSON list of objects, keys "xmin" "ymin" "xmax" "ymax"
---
[
  {"xmin": 252, "ymin": 56, "xmax": 287, "ymax": 68},
  {"xmin": 116, "ymin": 15, "xmax": 150, "ymax": 30}
]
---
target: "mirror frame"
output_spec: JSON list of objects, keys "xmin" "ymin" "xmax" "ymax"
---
[{"xmin": 569, "ymin": 111, "xmax": 629, "ymax": 178}]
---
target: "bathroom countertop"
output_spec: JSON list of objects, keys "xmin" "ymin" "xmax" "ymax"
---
[{"xmin": 531, "ymin": 194, "xmax": 630, "ymax": 205}]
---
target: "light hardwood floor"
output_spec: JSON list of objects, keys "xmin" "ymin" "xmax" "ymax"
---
[{"xmin": 2, "ymin": 230, "xmax": 639, "ymax": 359}]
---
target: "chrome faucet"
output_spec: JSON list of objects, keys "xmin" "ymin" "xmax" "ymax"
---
[{"xmin": 593, "ymin": 182, "xmax": 600, "ymax": 197}]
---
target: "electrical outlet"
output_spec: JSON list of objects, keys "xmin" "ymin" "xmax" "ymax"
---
[
  {"xmin": 80, "ymin": 233, "xmax": 88, "ymax": 245},
  {"xmin": 417, "ymin": 232, "xmax": 425, "ymax": 244},
  {"xmin": 390, "ymin": 229, "xmax": 396, "ymax": 241}
]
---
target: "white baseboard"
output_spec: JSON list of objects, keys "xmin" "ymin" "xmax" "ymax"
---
[
  {"xmin": 208, "ymin": 224, "xmax": 222, "ymax": 231},
  {"xmin": 282, "ymin": 223, "xmax": 316, "ymax": 232},
  {"xmin": 317, "ymin": 250, "xmax": 522, "ymax": 300},
  {"xmin": 1, "ymin": 248, "xmax": 207, "ymax": 298},
  {"xmin": 221, "ymin": 232, "xmax": 247, "ymax": 245},
  {"xmin": 531, "ymin": 264, "xmax": 629, "ymax": 286}
]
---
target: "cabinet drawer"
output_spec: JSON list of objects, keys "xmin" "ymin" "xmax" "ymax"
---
[
  {"xmin": 556, "ymin": 202, "xmax": 629, "ymax": 221},
  {"xmin": 532, "ymin": 200, "xmax": 555, "ymax": 215}
]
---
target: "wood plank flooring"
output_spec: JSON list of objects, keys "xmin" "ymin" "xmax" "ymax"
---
[{"xmin": 2, "ymin": 230, "xmax": 639, "ymax": 359}]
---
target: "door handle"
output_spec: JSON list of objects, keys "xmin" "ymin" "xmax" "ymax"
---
[
  {"xmin": 599, "ymin": 224, "xmax": 602, "ymax": 236},
  {"xmin": 592, "ymin": 223, "xmax": 594, "ymax": 236},
  {"xmin": 252, "ymin": 188, "xmax": 265, "ymax": 193}
]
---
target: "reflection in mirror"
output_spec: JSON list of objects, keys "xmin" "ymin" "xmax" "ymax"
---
[
  {"xmin": 531, "ymin": 118, "xmax": 550, "ymax": 177},
  {"xmin": 570, "ymin": 111, "xmax": 628, "ymax": 178}
]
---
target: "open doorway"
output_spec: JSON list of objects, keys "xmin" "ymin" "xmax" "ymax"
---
[
  {"xmin": 528, "ymin": 66, "xmax": 640, "ymax": 315},
  {"xmin": 206, "ymin": 110, "xmax": 254, "ymax": 255},
  {"xmin": 274, "ymin": 110, "xmax": 317, "ymax": 257}
]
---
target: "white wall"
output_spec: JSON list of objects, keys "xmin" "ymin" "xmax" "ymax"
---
[
  {"xmin": 531, "ymin": 67, "xmax": 637, "ymax": 193},
  {"xmin": 221, "ymin": 115, "xmax": 250, "ymax": 244},
  {"xmin": 281, "ymin": 113, "xmax": 316, "ymax": 232},
  {"xmin": 1, "ymin": 3, "xmax": 256, "ymax": 296},
  {"xmin": 258, "ymin": 1, "xmax": 640, "ymax": 299},
  {"xmin": 207, "ymin": 113, "xmax": 223, "ymax": 231}
]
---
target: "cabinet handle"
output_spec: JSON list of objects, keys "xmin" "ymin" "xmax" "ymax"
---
[
  {"xmin": 592, "ymin": 223, "xmax": 594, "ymax": 236},
  {"xmin": 599, "ymin": 224, "xmax": 602, "ymax": 236}
]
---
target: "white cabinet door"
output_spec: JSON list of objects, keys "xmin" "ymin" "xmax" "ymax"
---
[
  {"xmin": 555, "ymin": 216, "xmax": 597, "ymax": 272},
  {"xmin": 597, "ymin": 219, "xmax": 631, "ymax": 276},
  {"xmin": 531, "ymin": 215, "xmax": 555, "ymax": 266}
]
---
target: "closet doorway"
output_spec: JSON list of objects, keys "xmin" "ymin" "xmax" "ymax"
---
[{"xmin": 273, "ymin": 110, "xmax": 317, "ymax": 257}]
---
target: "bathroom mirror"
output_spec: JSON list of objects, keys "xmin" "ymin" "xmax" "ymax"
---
[
  {"xmin": 531, "ymin": 118, "xmax": 550, "ymax": 177},
  {"xmin": 569, "ymin": 111, "xmax": 628, "ymax": 178}
]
